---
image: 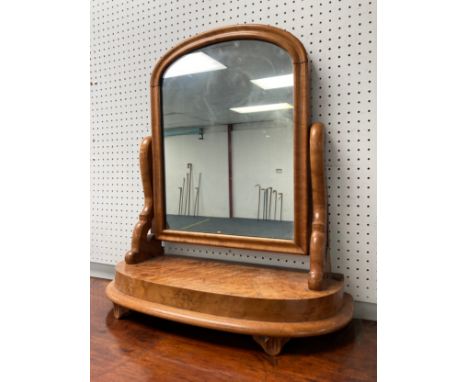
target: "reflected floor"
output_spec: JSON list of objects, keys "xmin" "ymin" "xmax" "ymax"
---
[{"xmin": 166, "ymin": 215, "xmax": 293, "ymax": 240}]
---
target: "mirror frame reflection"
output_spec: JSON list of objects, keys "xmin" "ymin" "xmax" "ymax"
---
[{"xmin": 150, "ymin": 24, "xmax": 310, "ymax": 256}]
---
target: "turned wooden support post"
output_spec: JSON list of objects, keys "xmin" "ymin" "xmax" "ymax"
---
[
  {"xmin": 308, "ymin": 122, "xmax": 327, "ymax": 290},
  {"xmin": 125, "ymin": 136, "xmax": 164, "ymax": 264}
]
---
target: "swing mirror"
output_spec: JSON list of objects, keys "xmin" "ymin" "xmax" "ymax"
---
[{"xmin": 152, "ymin": 26, "xmax": 310, "ymax": 255}]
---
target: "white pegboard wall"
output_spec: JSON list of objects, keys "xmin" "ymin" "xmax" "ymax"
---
[
  {"xmin": 164, "ymin": 243, "xmax": 309, "ymax": 271},
  {"xmin": 91, "ymin": 0, "xmax": 376, "ymax": 303}
]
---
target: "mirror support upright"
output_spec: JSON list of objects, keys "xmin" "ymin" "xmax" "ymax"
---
[
  {"xmin": 125, "ymin": 136, "xmax": 164, "ymax": 264},
  {"xmin": 308, "ymin": 122, "xmax": 327, "ymax": 290}
]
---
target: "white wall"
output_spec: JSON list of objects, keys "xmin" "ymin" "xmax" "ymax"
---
[
  {"xmin": 164, "ymin": 126, "xmax": 229, "ymax": 217},
  {"xmin": 164, "ymin": 121, "xmax": 293, "ymax": 221},
  {"xmin": 232, "ymin": 121, "xmax": 293, "ymax": 221}
]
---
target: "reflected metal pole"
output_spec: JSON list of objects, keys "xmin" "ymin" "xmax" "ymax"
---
[
  {"xmin": 255, "ymin": 184, "xmax": 261, "ymax": 220},
  {"xmin": 273, "ymin": 190, "xmax": 277, "ymax": 220},
  {"xmin": 193, "ymin": 172, "xmax": 201, "ymax": 216},
  {"xmin": 178, "ymin": 187, "xmax": 183, "ymax": 215},
  {"xmin": 261, "ymin": 188, "xmax": 266, "ymax": 220},
  {"xmin": 227, "ymin": 124, "xmax": 234, "ymax": 218},
  {"xmin": 267, "ymin": 187, "xmax": 273, "ymax": 220},
  {"xmin": 184, "ymin": 172, "xmax": 189, "ymax": 215},
  {"xmin": 187, "ymin": 163, "xmax": 193, "ymax": 216},
  {"xmin": 181, "ymin": 177, "xmax": 186, "ymax": 215},
  {"xmin": 279, "ymin": 193, "xmax": 283, "ymax": 221},
  {"xmin": 194, "ymin": 187, "xmax": 200, "ymax": 216}
]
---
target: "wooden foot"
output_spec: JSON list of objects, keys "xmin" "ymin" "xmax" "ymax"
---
[
  {"xmin": 253, "ymin": 336, "xmax": 290, "ymax": 356},
  {"xmin": 113, "ymin": 303, "xmax": 130, "ymax": 319}
]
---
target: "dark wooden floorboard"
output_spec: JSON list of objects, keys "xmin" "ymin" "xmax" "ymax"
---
[{"xmin": 91, "ymin": 277, "xmax": 376, "ymax": 382}]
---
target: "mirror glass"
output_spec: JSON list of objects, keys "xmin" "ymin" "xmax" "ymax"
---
[{"xmin": 161, "ymin": 40, "xmax": 294, "ymax": 240}]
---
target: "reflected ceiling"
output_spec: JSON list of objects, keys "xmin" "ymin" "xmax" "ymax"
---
[{"xmin": 161, "ymin": 40, "xmax": 294, "ymax": 129}]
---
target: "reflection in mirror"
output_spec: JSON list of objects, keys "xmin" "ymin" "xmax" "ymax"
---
[{"xmin": 162, "ymin": 40, "xmax": 294, "ymax": 240}]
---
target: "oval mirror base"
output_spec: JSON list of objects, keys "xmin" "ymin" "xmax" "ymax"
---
[{"xmin": 106, "ymin": 256, "xmax": 353, "ymax": 355}]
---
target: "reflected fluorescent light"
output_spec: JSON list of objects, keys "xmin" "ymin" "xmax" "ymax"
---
[
  {"xmin": 251, "ymin": 74, "xmax": 293, "ymax": 89},
  {"xmin": 230, "ymin": 103, "xmax": 293, "ymax": 114},
  {"xmin": 163, "ymin": 52, "xmax": 227, "ymax": 78}
]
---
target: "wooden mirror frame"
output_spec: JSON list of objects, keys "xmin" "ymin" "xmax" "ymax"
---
[{"xmin": 150, "ymin": 25, "xmax": 311, "ymax": 255}]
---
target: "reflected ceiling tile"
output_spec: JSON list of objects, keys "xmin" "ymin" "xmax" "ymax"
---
[
  {"xmin": 163, "ymin": 52, "xmax": 227, "ymax": 78},
  {"xmin": 230, "ymin": 103, "xmax": 293, "ymax": 114},
  {"xmin": 251, "ymin": 74, "xmax": 293, "ymax": 89}
]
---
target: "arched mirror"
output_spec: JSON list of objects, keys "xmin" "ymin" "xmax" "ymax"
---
[{"xmin": 151, "ymin": 25, "xmax": 310, "ymax": 255}]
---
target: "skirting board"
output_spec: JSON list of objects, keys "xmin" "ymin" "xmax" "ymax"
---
[{"xmin": 91, "ymin": 261, "xmax": 376, "ymax": 321}]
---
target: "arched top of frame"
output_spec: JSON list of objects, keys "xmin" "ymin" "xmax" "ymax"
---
[{"xmin": 150, "ymin": 24, "xmax": 308, "ymax": 88}]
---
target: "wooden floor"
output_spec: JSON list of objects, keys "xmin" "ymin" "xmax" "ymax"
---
[{"xmin": 91, "ymin": 277, "xmax": 376, "ymax": 382}]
